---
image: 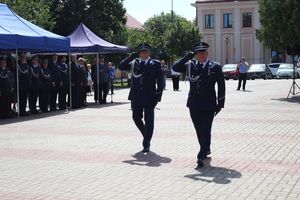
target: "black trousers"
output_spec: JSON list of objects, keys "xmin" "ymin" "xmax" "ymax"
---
[
  {"xmin": 29, "ymin": 89, "xmax": 39, "ymax": 112},
  {"xmin": 132, "ymin": 104, "xmax": 155, "ymax": 149},
  {"xmin": 171, "ymin": 75, "xmax": 179, "ymax": 90},
  {"xmin": 189, "ymin": 109, "xmax": 215, "ymax": 160},
  {"xmin": 80, "ymin": 84, "xmax": 87, "ymax": 106},
  {"xmin": 50, "ymin": 85, "xmax": 59, "ymax": 110},
  {"xmin": 0, "ymin": 91, "xmax": 11, "ymax": 118},
  {"xmin": 59, "ymin": 86, "xmax": 68, "ymax": 110},
  {"xmin": 95, "ymin": 82, "xmax": 108, "ymax": 103},
  {"xmin": 39, "ymin": 88, "xmax": 50, "ymax": 112},
  {"xmin": 71, "ymin": 85, "xmax": 81, "ymax": 109},
  {"xmin": 19, "ymin": 87, "xmax": 29, "ymax": 114},
  {"xmin": 237, "ymin": 73, "xmax": 247, "ymax": 90}
]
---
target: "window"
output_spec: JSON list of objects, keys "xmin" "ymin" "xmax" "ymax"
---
[
  {"xmin": 242, "ymin": 12, "xmax": 252, "ymax": 27},
  {"xmin": 205, "ymin": 14, "xmax": 214, "ymax": 29},
  {"xmin": 223, "ymin": 13, "xmax": 233, "ymax": 28}
]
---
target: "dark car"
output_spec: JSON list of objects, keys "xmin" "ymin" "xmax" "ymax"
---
[
  {"xmin": 248, "ymin": 64, "xmax": 272, "ymax": 80},
  {"xmin": 222, "ymin": 64, "xmax": 239, "ymax": 80}
]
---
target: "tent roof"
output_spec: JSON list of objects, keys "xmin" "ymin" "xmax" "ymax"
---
[
  {"xmin": 0, "ymin": 3, "xmax": 70, "ymax": 52},
  {"xmin": 68, "ymin": 23, "xmax": 130, "ymax": 54}
]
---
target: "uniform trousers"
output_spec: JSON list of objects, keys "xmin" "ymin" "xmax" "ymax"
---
[
  {"xmin": 189, "ymin": 109, "xmax": 215, "ymax": 160},
  {"xmin": 171, "ymin": 75, "xmax": 179, "ymax": 90},
  {"xmin": 39, "ymin": 88, "xmax": 51, "ymax": 112},
  {"xmin": 132, "ymin": 103, "xmax": 155, "ymax": 149},
  {"xmin": 29, "ymin": 89, "xmax": 39, "ymax": 112},
  {"xmin": 50, "ymin": 86, "xmax": 59, "ymax": 110},
  {"xmin": 237, "ymin": 73, "xmax": 247, "ymax": 90},
  {"xmin": 19, "ymin": 87, "xmax": 29, "ymax": 114}
]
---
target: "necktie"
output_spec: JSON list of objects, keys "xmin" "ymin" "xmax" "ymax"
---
[{"xmin": 140, "ymin": 61, "xmax": 145, "ymax": 68}]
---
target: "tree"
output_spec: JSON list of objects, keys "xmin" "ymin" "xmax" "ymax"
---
[
  {"xmin": 256, "ymin": 0, "xmax": 300, "ymax": 54},
  {"xmin": 127, "ymin": 12, "xmax": 201, "ymax": 60},
  {"xmin": 2, "ymin": 0, "xmax": 55, "ymax": 30},
  {"xmin": 51, "ymin": 0, "xmax": 127, "ymax": 44}
]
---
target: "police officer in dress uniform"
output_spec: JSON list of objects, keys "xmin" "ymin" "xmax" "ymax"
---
[
  {"xmin": 92, "ymin": 55, "xmax": 109, "ymax": 104},
  {"xmin": 58, "ymin": 56, "xmax": 69, "ymax": 110},
  {"xmin": 18, "ymin": 52, "xmax": 31, "ymax": 116},
  {"xmin": 78, "ymin": 57, "xmax": 88, "ymax": 107},
  {"xmin": 39, "ymin": 58, "xmax": 52, "ymax": 113},
  {"xmin": 172, "ymin": 42, "xmax": 225, "ymax": 168},
  {"xmin": 119, "ymin": 43, "xmax": 164, "ymax": 153},
  {"xmin": 48, "ymin": 54, "xmax": 62, "ymax": 111},
  {"xmin": 70, "ymin": 55, "xmax": 81, "ymax": 109},
  {"xmin": 29, "ymin": 55, "xmax": 41, "ymax": 114},
  {"xmin": 0, "ymin": 55, "xmax": 13, "ymax": 119}
]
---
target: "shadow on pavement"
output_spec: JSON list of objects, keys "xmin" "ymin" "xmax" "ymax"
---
[
  {"xmin": 0, "ymin": 102, "xmax": 130, "ymax": 125},
  {"xmin": 122, "ymin": 151, "xmax": 172, "ymax": 167},
  {"xmin": 184, "ymin": 159, "xmax": 242, "ymax": 184},
  {"xmin": 272, "ymin": 96, "xmax": 300, "ymax": 104}
]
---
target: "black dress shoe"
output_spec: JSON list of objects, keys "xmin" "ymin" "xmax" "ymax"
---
[
  {"xmin": 196, "ymin": 159, "xmax": 204, "ymax": 168},
  {"xmin": 206, "ymin": 150, "xmax": 211, "ymax": 156},
  {"xmin": 142, "ymin": 148, "xmax": 150, "ymax": 153}
]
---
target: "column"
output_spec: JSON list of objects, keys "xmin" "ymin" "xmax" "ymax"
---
[
  {"xmin": 215, "ymin": 9, "xmax": 222, "ymax": 63},
  {"xmin": 234, "ymin": 6, "xmax": 241, "ymax": 63}
]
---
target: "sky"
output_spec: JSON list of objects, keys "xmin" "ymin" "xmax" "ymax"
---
[{"xmin": 123, "ymin": 0, "xmax": 196, "ymax": 24}]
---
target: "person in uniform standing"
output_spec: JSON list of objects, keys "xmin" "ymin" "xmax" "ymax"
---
[
  {"xmin": 58, "ymin": 56, "xmax": 69, "ymax": 110},
  {"xmin": 172, "ymin": 42, "xmax": 225, "ymax": 168},
  {"xmin": 18, "ymin": 52, "xmax": 31, "ymax": 116},
  {"xmin": 78, "ymin": 57, "xmax": 88, "ymax": 106},
  {"xmin": 70, "ymin": 54, "xmax": 81, "ymax": 109},
  {"xmin": 39, "ymin": 58, "xmax": 52, "ymax": 113},
  {"xmin": 119, "ymin": 43, "xmax": 164, "ymax": 153},
  {"xmin": 48, "ymin": 54, "xmax": 61, "ymax": 111},
  {"xmin": 29, "ymin": 55, "xmax": 41, "ymax": 114},
  {"xmin": 237, "ymin": 57, "xmax": 249, "ymax": 91},
  {"xmin": 92, "ymin": 55, "xmax": 109, "ymax": 104},
  {"xmin": 160, "ymin": 60, "xmax": 168, "ymax": 90},
  {"xmin": 171, "ymin": 68, "xmax": 180, "ymax": 91},
  {"xmin": 0, "ymin": 55, "xmax": 13, "ymax": 119},
  {"xmin": 108, "ymin": 62, "xmax": 115, "ymax": 95}
]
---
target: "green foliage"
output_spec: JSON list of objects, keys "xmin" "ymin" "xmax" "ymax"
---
[
  {"xmin": 2, "ymin": 0, "xmax": 55, "ymax": 30},
  {"xmin": 127, "ymin": 12, "xmax": 201, "ymax": 60},
  {"xmin": 51, "ymin": 0, "xmax": 127, "ymax": 44},
  {"xmin": 257, "ymin": 0, "xmax": 300, "ymax": 53}
]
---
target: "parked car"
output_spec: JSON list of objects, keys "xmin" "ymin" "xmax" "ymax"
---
[
  {"xmin": 248, "ymin": 64, "xmax": 272, "ymax": 80},
  {"xmin": 267, "ymin": 63, "xmax": 284, "ymax": 78},
  {"xmin": 276, "ymin": 64, "xmax": 300, "ymax": 79},
  {"xmin": 222, "ymin": 64, "xmax": 239, "ymax": 80}
]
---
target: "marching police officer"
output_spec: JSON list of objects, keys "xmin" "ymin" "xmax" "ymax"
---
[
  {"xmin": 119, "ymin": 43, "xmax": 164, "ymax": 153},
  {"xmin": 29, "ymin": 55, "xmax": 41, "ymax": 114},
  {"xmin": 0, "ymin": 55, "xmax": 13, "ymax": 119},
  {"xmin": 172, "ymin": 42, "xmax": 225, "ymax": 168},
  {"xmin": 39, "ymin": 58, "xmax": 52, "ymax": 113},
  {"xmin": 18, "ymin": 52, "xmax": 31, "ymax": 116}
]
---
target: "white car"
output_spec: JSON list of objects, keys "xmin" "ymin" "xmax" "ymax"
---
[
  {"xmin": 267, "ymin": 63, "xmax": 284, "ymax": 78},
  {"xmin": 276, "ymin": 64, "xmax": 300, "ymax": 79}
]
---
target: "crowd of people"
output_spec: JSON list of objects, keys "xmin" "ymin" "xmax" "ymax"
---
[{"xmin": 0, "ymin": 53, "xmax": 116, "ymax": 119}]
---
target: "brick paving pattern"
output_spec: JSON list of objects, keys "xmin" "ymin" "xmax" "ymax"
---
[{"xmin": 0, "ymin": 79, "xmax": 299, "ymax": 200}]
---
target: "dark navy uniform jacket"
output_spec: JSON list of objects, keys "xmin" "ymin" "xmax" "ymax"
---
[
  {"xmin": 172, "ymin": 57, "xmax": 225, "ymax": 111},
  {"xmin": 30, "ymin": 65, "xmax": 41, "ymax": 91},
  {"xmin": 119, "ymin": 57, "xmax": 164, "ymax": 106}
]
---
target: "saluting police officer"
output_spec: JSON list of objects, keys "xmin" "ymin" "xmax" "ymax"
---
[
  {"xmin": 18, "ymin": 52, "xmax": 31, "ymax": 116},
  {"xmin": 172, "ymin": 42, "xmax": 225, "ymax": 168},
  {"xmin": 29, "ymin": 55, "xmax": 41, "ymax": 114},
  {"xmin": 119, "ymin": 43, "xmax": 164, "ymax": 153},
  {"xmin": 0, "ymin": 55, "xmax": 13, "ymax": 119}
]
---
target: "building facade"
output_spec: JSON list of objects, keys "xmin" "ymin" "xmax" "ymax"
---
[{"xmin": 193, "ymin": 0, "xmax": 269, "ymax": 65}]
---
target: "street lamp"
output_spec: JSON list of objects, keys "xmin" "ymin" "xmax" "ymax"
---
[{"xmin": 225, "ymin": 37, "xmax": 229, "ymax": 64}]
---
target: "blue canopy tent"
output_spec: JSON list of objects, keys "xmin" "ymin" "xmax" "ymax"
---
[
  {"xmin": 0, "ymin": 3, "xmax": 70, "ymax": 51},
  {"xmin": 68, "ymin": 23, "xmax": 130, "ymax": 103},
  {"xmin": 68, "ymin": 23, "xmax": 130, "ymax": 54},
  {"xmin": 0, "ymin": 3, "xmax": 71, "ymax": 115}
]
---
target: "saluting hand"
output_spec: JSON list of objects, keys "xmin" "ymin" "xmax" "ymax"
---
[{"xmin": 129, "ymin": 52, "xmax": 139, "ymax": 60}]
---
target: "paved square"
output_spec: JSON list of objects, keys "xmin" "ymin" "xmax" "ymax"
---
[{"xmin": 0, "ymin": 79, "xmax": 299, "ymax": 200}]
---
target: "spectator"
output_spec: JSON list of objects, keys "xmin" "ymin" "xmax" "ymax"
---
[
  {"xmin": 237, "ymin": 57, "xmax": 249, "ymax": 91},
  {"xmin": 108, "ymin": 62, "xmax": 115, "ymax": 95},
  {"xmin": 171, "ymin": 68, "xmax": 180, "ymax": 91}
]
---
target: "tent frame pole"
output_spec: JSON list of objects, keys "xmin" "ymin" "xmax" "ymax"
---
[
  {"xmin": 97, "ymin": 53, "xmax": 100, "ymax": 104},
  {"xmin": 68, "ymin": 51, "xmax": 72, "ymax": 109},
  {"xmin": 15, "ymin": 49, "xmax": 20, "ymax": 117}
]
